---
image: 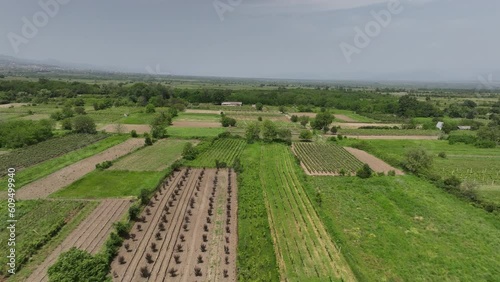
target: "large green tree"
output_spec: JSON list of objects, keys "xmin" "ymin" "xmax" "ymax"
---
[
  {"xmin": 311, "ymin": 112, "xmax": 334, "ymax": 130},
  {"xmin": 73, "ymin": 116, "xmax": 97, "ymax": 134},
  {"xmin": 403, "ymin": 148, "xmax": 433, "ymax": 173},
  {"xmin": 262, "ymin": 120, "xmax": 277, "ymax": 142},
  {"xmin": 245, "ymin": 122, "xmax": 261, "ymax": 143}
]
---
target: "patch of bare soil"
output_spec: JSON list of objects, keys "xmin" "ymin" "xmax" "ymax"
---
[
  {"xmin": 171, "ymin": 121, "xmax": 222, "ymax": 128},
  {"xmin": 185, "ymin": 109, "xmax": 222, "ymax": 115},
  {"xmin": 345, "ymin": 135, "xmax": 439, "ymax": 140},
  {"xmin": 344, "ymin": 147, "xmax": 404, "ymax": 175},
  {"xmin": 17, "ymin": 138, "xmax": 145, "ymax": 200},
  {"xmin": 99, "ymin": 124, "xmax": 151, "ymax": 134},
  {"xmin": 332, "ymin": 122, "xmax": 401, "ymax": 129},
  {"xmin": 27, "ymin": 199, "xmax": 132, "ymax": 282},
  {"xmin": 111, "ymin": 168, "xmax": 237, "ymax": 281}
]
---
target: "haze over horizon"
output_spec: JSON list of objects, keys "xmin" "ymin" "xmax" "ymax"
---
[{"xmin": 1, "ymin": 0, "xmax": 499, "ymax": 82}]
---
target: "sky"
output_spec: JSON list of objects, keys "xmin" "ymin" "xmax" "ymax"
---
[{"xmin": 0, "ymin": 0, "xmax": 499, "ymax": 82}]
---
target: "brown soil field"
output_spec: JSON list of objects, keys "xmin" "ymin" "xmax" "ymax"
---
[
  {"xmin": 99, "ymin": 124, "xmax": 151, "ymax": 134},
  {"xmin": 345, "ymin": 147, "xmax": 404, "ymax": 175},
  {"xmin": 332, "ymin": 122, "xmax": 401, "ymax": 129},
  {"xmin": 17, "ymin": 138, "xmax": 144, "ymax": 200},
  {"xmin": 345, "ymin": 135, "xmax": 439, "ymax": 140},
  {"xmin": 27, "ymin": 199, "xmax": 132, "ymax": 282},
  {"xmin": 185, "ymin": 109, "xmax": 222, "ymax": 115},
  {"xmin": 171, "ymin": 121, "xmax": 222, "ymax": 128},
  {"xmin": 111, "ymin": 168, "xmax": 237, "ymax": 282}
]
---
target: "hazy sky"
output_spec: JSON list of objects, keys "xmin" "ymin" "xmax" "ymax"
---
[{"xmin": 1, "ymin": 0, "xmax": 499, "ymax": 81}]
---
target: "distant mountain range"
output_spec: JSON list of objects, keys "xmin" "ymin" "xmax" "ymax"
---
[
  {"xmin": 1, "ymin": 54, "xmax": 499, "ymax": 90},
  {"xmin": 0, "ymin": 55, "xmax": 115, "ymax": 73}
]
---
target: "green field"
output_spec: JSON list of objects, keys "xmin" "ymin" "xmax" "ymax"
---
[
  {"xmin": 293, "ymin": 142, "xmax": 363, "ymax": 175},
  {"xmin": 0, "ymin": 135, "xmax": 130, "ymax": 190},
  {"xmin": 257, "ymin": 144, "xmax": 355, "ymax": 281},
  {"xmin": 167, "ymin": 127, "xmax": 227, "ymax": 138},
  {"xmin": 87, "ymin": 106, "xmax": 142, "ymax": 124},
  {"xmin": 187, "ymin": 138, "xmax": 246, "ymax": 167},
  {"xmin": 338, "ymin": 128, "xmax": 440, "ymax": 136},
  {"xmin": 340, "ymin": 139, "xmax": 500, "ymax": 204},
  {"xmin": 118, "ymin": 112, "xmax": 155, "ymax": 124},
  {"xmin": 303, "ymin": 175, "xmax": 500, "ymax": 281},
  {"xmin": 175, "ymin": 112, "xmax": 221, "ymax": 122},
  {"xmin": 237, "ymin": 144, "xmax": 280, "ymax": 281},
  {"xmin": 51, "ymin": 170, "xmax": 165, "ymax": 199},
  {"xmin": 111, "ymin": 139, "xmax": 192, "ymax": 171},
  {"xmin": 333, "ymin": 109, "xmax": 378, "ymax": 123},
  {"xmin": 0, "ymin": 200, "xmax": 90, "ymax": 276}
]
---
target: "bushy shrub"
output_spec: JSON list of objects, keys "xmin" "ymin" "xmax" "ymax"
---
[
  {"xmin": 96, "ymin": 161, "xmax": 112, "ymax": 170},
  {"xmin": 128, "ymin": 205, "xmax": 140, "ymax": 221},
  {"xmin": 356, "ymin": 164, "xmax": 372, "ymax": 179},
  {"xmin": 61, "ymin": 119, "xmax": 72, "ymax": 130},
  {"xmin": 73, "ymin": 116, "xmax": 97, "ymax": 134},
  {"xmin": 182, "ymin": 143, "xmax": 198, "ymax": 160},
  {"xmin": 114, "ymin": 222, "xmax": 129, "ymax": 238},
  {"xmin": 403, "ymin": 148, "xmax": 433, "ymax": 174},
  {"xmin": 48, "ymin": 248, "xmax": 108, "ymax": 282}
]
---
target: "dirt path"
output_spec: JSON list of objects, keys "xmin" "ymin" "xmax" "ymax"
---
[
  {"xmin": 111, "ymin": 168, "xmax": 237, "ymax": 282},
  {"xmin": 185, "ymin": 109, "xmax": 222, "ymax": 114},
  {"xmin": 17, "ymin": 138, "xmax": 144, "ymax": 199},
  {"xmin": 345, "ymin": 135, "xmax": 439, "ymax": 140},
  {"xmin": 28, "ymin": 199, "xmax": 132, "ymax": 282},
  {"xmin": 344, "ymin": 147, "xmax": 404, "ymax": 175}
]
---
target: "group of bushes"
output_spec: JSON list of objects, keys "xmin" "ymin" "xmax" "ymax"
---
[
  {"xmin": 447, "ymin": 134, "xmax": 496, "ymax": 148},
  {"xmin": 220, "ymin": 113, "xmax": 237, "ymax": 127},
  {"xmin": 0, "ymin": 120, "xmax": 53, "ymax": 148}
]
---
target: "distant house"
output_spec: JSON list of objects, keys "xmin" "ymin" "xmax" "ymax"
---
[
  {"xmin": 436, "ymin": 122, "xmax": 444, "ymax": 130},
  {"xmin": 221, "ymin": 102, "xmax": 242, "ymax": 107},
  {"xmin": 457, "ymin": 126, "xmax": 471, "ymax": 130}
]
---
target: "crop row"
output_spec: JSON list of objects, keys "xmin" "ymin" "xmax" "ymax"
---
[
  {"xmin": 294, "ymin": 143, "xmax": 363, "ymax": 175},
  {"xmin": 0, "ymin": 133, "xmax": 108, "ymax": 176},
  {"xmin": 259, "ymin": 144, "xmax": 354, "ymax": 281},
  {"xmin": 189, "ymin": 138, "xmax": 246, "ymax": 167}
]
